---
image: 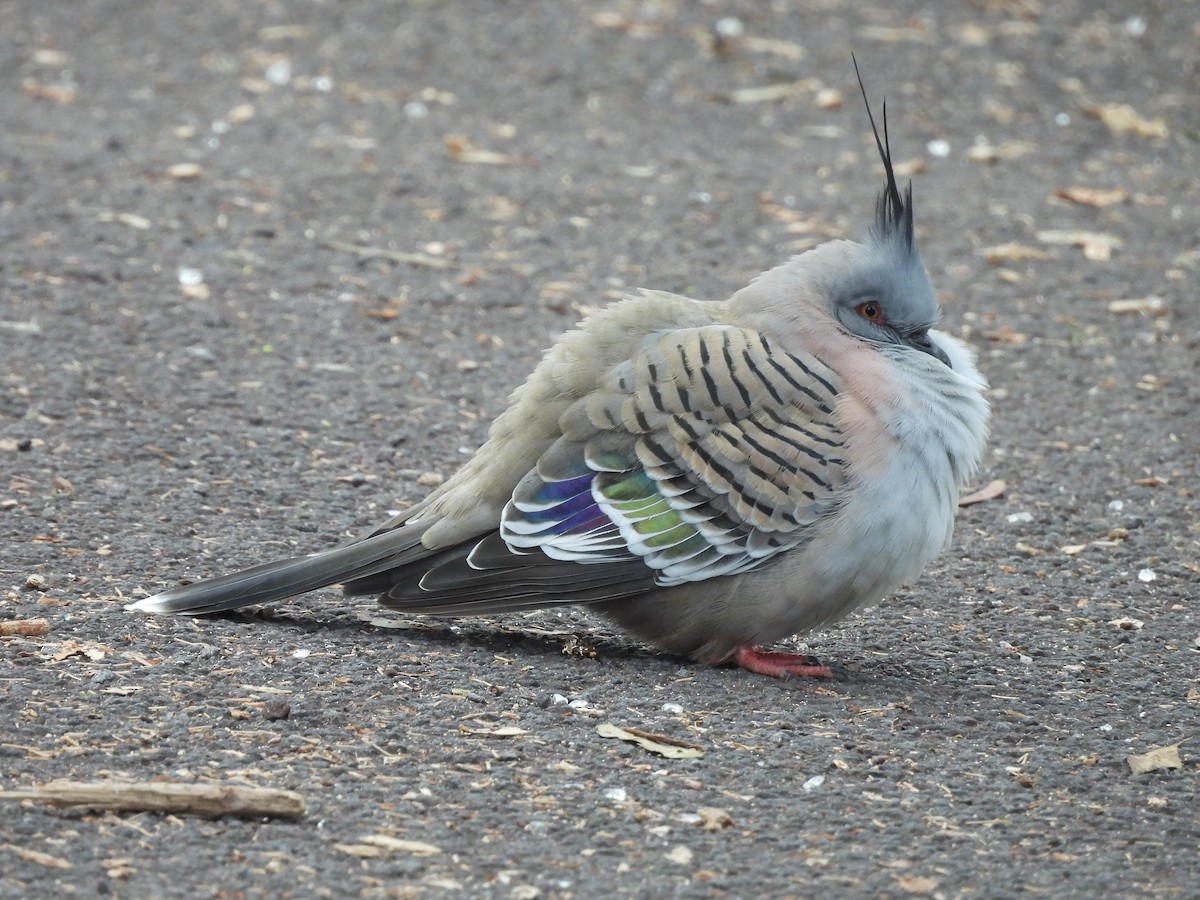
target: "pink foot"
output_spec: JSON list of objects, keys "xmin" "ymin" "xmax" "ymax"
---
[{"xmin": 731, "ymin": 645, "xmax": 833, "ymax": 680}]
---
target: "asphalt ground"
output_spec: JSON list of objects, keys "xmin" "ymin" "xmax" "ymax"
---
[{"xmin": 2, "ymin": 1, "xmax": 1197, "ymax": 897}]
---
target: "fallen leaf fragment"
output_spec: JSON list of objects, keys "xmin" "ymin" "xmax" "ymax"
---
[
  {"xmin": 22, "ymin": 78, "xmax": 77, "ymax": 104},
  {"xmin": 0, "ymin": 618, "xmax": 50, "ymax": 637},
  {"xmin": 1108, "ymin": 297, "xmax": 1166, "ymax": 316},
  {"xmin": 696, "ymin": 807, "xmax": 734, "ymax": 831},
  {"xmin": 980, "ymin": 243, "xmax": 1054, "ymax": 265},
  {"xmin": 596, "ymin": 723, "xmax": 704, "ymax": 759},
  {"xmin": 96, "ymin": 210, "xmax": 152, "ymax": 230},
  {"xmin": 1036, "ymin": 229, "xmax": 1123, "ymax": 261},
  {"xmin": 1053, "ymin": 186, "xmax": 1129, "ymax": 208},
  {"xmin": 445, "ymin": 135, "xmax": 526, "ymax": 165},
  {"xmin": 1083, "ymin": 103, "xmax": 1168, "ymax": 139},
  {"xmin": 1127, "ymin": 743, "xmax": 1183, "ymax": 775},
  {"xmin": 335, "ymin": 843, "xmax": 388, "ymax": 858},
  {"xmin": 665, "ymin": 845, "xmax": 694, "ymax": 865},
  {"xmin": 959, "ymin": 479, "xmax": 1006, "ymax": 507},
  {"xmin": 460, "ymin": 725, "xmax": 528, "ymax": 738},
  {"xmin": 966, "ymin": 139, "xmax": 1035, "ymax": 162},
  {"xmin": 359, "ymin": 834, "xmax": 442, "ymax": 856},
  {"xmin": 320, "ymin": 240, "xmax": 452, "ymax": 269},
  {"xmin": 894, "ymin": 874, "xmax": 939, "ymax": 894},
  {"xmin": 3, "ymin": 845, "xmax": 72, "ymax": 869},
  {"xmin": 166, "ymin": 163, "xmax": 204, "ymax": 180},
  {"xmin": 718, "ymin": 80, "xmax": 815, "ymax": 105}
]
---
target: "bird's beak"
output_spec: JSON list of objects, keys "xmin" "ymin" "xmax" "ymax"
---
[{"xmin": 906, "ymin": 330, "xmax": 952, "ymax": 367}]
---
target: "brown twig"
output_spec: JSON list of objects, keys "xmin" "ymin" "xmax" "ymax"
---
[{"xmin": 0, "ymin": 780, "xmax": 306, "ymax": 819}]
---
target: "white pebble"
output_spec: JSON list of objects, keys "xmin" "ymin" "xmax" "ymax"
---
[
  {"xmin": 292, "ymin": 648, "xmax": 311, "ymax": 659},
  {"xmin": 926, "ymin": 139, "xmax": 951, "ymax": 158},
  {"xmin": 265, "ymin": 59, "xmax": 292, "ymax": 86},
  {"xmin": 1137, "ymin": 568, "xmax": 1156, "ymax": 583},
  {"xmin": 1006, "ymin": 511, "xmax": 1034, "ymax": 524},
  {"xmin": 802, "ymin": 774, "xmax": 825, "ymax": 792},
  {"xmin": 1108, "ymin": 500, "xmax": 1125, "ymax": 512},
  {"xmin": 177, "ymin": 266, "xmax": 203, "ymax": 286},
  {"xmin": 715, "ymin": 17, "xmax": 744, "ymax": 39},
  {"xmin": 603, "ymin": 787, "xmax": 627, "ymax": 803},
  {"xmin": 661, "ymin": 702, "xmax": 684, "ymax": 714}
]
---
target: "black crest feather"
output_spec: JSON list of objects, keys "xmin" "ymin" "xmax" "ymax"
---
[{"xmin": 852, "ymin": 56, "xmax": 915, "ymax": 250}]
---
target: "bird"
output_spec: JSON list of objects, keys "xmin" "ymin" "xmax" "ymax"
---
[{"xmin": 129, "ymin": 68, "xmax": 990, "ymax": 680}]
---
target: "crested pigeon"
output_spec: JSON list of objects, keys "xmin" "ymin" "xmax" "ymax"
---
[{"xmin": 130, "ymin": 72, "xmax": 989, "ymax": 680}]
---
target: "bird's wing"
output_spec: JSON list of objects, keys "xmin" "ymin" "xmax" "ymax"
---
[{"xmin": 383, "ymin": 324, "xmax": 849, "ymax": 613}]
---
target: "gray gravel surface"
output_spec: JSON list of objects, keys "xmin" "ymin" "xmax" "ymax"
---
[{"xmin": 2, "ymin": 1, "xmax": 1198, "ymax": 897}]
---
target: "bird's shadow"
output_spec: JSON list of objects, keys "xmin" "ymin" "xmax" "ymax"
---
[
  {"xmin": 181, "ymin": 605, "xmax": 869, "ymax": 687},
  {"xmin": 197, "ymin": 604, "xmax": 674, "ymax": 673}
]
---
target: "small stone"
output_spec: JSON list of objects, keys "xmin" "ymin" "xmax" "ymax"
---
[
  {"xmin": 167, "ymin": 162, "xmax": 204, "ymax": 180},
  {"xmin": 262, "ymin": 700, "xmax": 291, "ymax": 721}
]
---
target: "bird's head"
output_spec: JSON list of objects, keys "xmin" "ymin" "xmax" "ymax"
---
[{"xmin": 730, "ymin": 61, "xmax": 948, "ymax": 367}]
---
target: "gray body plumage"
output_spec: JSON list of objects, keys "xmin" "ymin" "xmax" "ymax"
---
[{"xmin": 130, "ymin": 78, "xmax": 990, "ymax": 675}]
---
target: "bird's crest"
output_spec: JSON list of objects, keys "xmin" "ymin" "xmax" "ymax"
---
[{"xmin": 853, "ymin": 56, "xmax": 915, "ymax": 251}]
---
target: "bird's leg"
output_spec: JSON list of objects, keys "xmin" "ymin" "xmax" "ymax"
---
[{"xmin": 731, "ymin": 645, "xmax": 833, "ymax": 680}]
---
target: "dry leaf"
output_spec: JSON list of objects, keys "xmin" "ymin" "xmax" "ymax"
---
[
  {"xmin": 445, "ymin": 135, "xmax": 526, "ymax": 165},
  {"xmin": 1060, "ymin": 545, "xmax": 1088, "ymax": 556},
  {"xmin": 1036, "ymin": 230, "xmax": 1123, "ymax": 261},
  {"xmin": 596, "ymin": 723, "xmax": 704, "ymax": 759},
  {"xmin": 966, "ymin": 139, "xmax": 1035, "ymax": 162},
  {"xmin": 1083, "ymin": 103, "xmax": 1168, "ymax": 140},
  {"xmin": 21, "ymin": 78, "xmax": 77, "ymax": 104},
  {"xmin": 48, "ymin": 640, "xmax": 112, "ymax": 662},
  {"xmin": 980, "ymin": 244, "xmax": 1053, "ymax": 265},
  {"xmin": 460, "ymin": 725, "xmax": 528, "ymax": 738},
  {"xmin": 719, "ymin": 80, "xmax": 815, "ymax": 104},
  {"xmin": 1127, "ymin": 743, "xmax": 1183, "ymax": 775},
  {"xmin": 858, "ymin": 25, "xmax": 934, "ymax": 44},
  {"xmin": 1108, "ymin": 297, "xmax": 1166, "ymax": 316},
  {"xmin": 358, "ymin": 834, "xmax": 442, "ymax": 856},
  {"xmin": 696, "ymin": 807, "xmax": 734, "ymax": 831},
  {"xmin": 4, "ymin": 845, "xmax": 73, "ymax": 869},
  {"xmin": 1053, "ymin": 186, "xmax": 1129, "ymax": 207},
  {"xmin": 958, "ymin": 479, "xmax": 1006, "ymax": 507},
  {"xmin": 894, "ymin": 874, "xmax": 939, "ymax": 894},
  {"xmin": 664, "ymin": 845, "xmax": 693, "ymax": 865},
  {"xmin": 335, "ymin": 843, "xmax": 387, "ymax": 858},
  {"xmin": 740, "ymin": 37, "xmax": 806, "ymax": 60}
]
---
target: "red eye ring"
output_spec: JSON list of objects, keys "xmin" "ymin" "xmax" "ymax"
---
[{"xmin": 856, "ymin": 301, "xmax": 885, "ymax": 325}]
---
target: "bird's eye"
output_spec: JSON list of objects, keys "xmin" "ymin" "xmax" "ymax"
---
[{"xmin": 856, "ymin": 300, "xmax": 885, "ymax": 325}]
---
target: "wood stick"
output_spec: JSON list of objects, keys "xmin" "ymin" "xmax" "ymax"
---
[
  {"xmin": 0, "ymin": 780, "xmax": 305, "ymax": 819},
  {"xmin": 0, "ymin": 618, "xmax": 50, "ymax": 637}
]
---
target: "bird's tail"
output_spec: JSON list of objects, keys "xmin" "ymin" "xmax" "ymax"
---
[{"xmin": 127, "ymin": 524, "xmax": 433, "ymax": 616}]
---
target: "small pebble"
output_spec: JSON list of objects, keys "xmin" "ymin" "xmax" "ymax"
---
[{"xmin": 262, "ymin": 700, "xmax": 291, "ymax": 721}]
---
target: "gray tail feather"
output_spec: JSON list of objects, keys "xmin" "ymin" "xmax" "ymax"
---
[{"xmin": 128, "ymin": 524, "xmax": 433, "ymax": 616}]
